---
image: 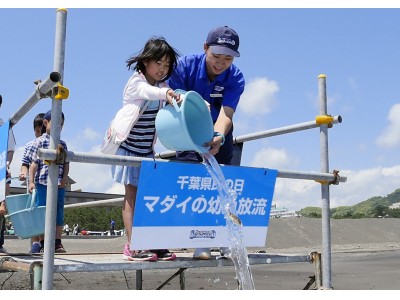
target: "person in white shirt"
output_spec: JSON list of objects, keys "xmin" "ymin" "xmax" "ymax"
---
[{"xmin": 64, "ymin": 223, "xmax": 70, "ymax": 236}]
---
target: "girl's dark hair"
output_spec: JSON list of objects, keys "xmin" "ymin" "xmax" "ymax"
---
[{"xmin": 126, "ymin": 37, "xmax": 180, "ymax": 82}]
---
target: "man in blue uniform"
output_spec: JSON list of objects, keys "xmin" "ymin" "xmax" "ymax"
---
[{"xmin": 168, "ymin": 26, "xmax": 245, "ymax": 259}]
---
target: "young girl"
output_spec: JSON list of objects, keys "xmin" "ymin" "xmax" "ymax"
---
[{"xmin": 111, "ymin": 37, "xmax": 181, "ymax": 261}]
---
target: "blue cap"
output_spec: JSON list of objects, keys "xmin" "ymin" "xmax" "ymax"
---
[
  {"xmin": 206, "ymin": 26, "xmax": 240, "ymax": 57},
  {"xmin": 44, "ymin": 110, "xmax": 65, "ymax": 121}
]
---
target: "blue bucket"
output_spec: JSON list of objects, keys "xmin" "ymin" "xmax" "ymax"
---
[
  {"xmin": 5, "ymin": 192, "xmax": 46, "ymax": 239},
  {"xmin": 5, "ymin": 193, "xmax": 30, "ymax": 214},
  {"xmin": 156, "ymin": 90, "xmax": 214, "ymax": 153}
]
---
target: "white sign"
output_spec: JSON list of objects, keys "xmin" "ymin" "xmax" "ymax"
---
[{"xmin": 131, "ymin": 161, "xmax": 277, "ymax": 250}]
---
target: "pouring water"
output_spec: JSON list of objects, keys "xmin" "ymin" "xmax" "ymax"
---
[{"xmin": 201, "ymin": 152, "xmax": 255, "ymax": 290}]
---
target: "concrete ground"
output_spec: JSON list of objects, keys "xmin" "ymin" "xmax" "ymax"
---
[{"xmin": 1, "ymin": 218, "xmax": 400, "ymax": 292}]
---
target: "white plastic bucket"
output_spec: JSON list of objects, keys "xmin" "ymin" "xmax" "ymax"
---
[{"xmin": 155, "ymin": 90, "xmax": 214, "ymax": 153}]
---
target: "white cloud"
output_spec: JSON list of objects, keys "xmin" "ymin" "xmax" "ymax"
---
[
  {"xmin": 273, "ymin": 165, "xmax": 400, "ymax": 211},
  {"xmin": 67, "ymin": 127, "xmax": 102, "ymax": 151},
  {"xmin": 68, "ymin": 162, "xmax": 114, "ymax": 193},
  {"xmin": 105, "ymin": 182, "xmax": 125, "ymax": 195},
  {"xmin": 244, "ymin": 143, "xmax": 400, "ymax": 211},
  {"xmin": 376, "ymin": 103, "xmax": 400, "ymax": 148},
  {"xmin": 273, "ymin": 178, "xmax": 319, "ymax": 210},
  {"xmin": 238, "ymin": 77, "xmax": 279, "ymax": 115},
  {"xmin": 249, "ymin": 147, "xmax": 297, "ymax": 169},
  {"xmin": 329, "ymin": 166, "xmax": 400, "ymax": 208}
]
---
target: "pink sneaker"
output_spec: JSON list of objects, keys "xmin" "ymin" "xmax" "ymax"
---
[
  {"xmin": 122, "ymin": 244, "xmax": 157, "ymax": 262},
  {"xmin": 150, "ymin": 249, "xmax": 177, "ymax": 261}
]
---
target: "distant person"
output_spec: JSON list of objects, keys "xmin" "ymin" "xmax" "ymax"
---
[
  {"xmin": 27, "ymin": 110, "xmax": 69, "ymax": 253},
  {"xmin": 110, "ymin": 219, "xmax": 116, "ymax": 236},
  {"xmin": 110, "ymin": 37, "xmax": 181, "ymax": 261},
  {"xmin": 6, "ymin": 222, "xmax": 13, "ymax": 231},
  {"xmin": 0, "ymin": 95, "xmax": 16, "ymax": 253},
  {"xmin": 168, "ymin": 26, "xmax": 245, "ymax": 260},
  {"xmin": 64, "ymin": 223, "xmax": 70, "ymax": 236},
  {"xmin": 73, "ymin": 223, "xmax": 79, "ymax": 236},
  {"xmin": 18, "ymin": 112, "xmax": 45, "ymax": 253}
]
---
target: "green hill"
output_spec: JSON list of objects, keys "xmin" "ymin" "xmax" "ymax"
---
[{"xmin": 299, "ymin": 188, "xmax": 400, "ymax": 219}]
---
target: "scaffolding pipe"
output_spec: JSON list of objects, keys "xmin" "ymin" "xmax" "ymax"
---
[
  {"xmin": 31, "ymin": 263, "xmax": 43, "ymax": 290},
  {"xmin": 38, "ymin": 148, "xmax": 347, "ymax": 184},
  {"xmin": 234, "ymin": 115, "xmax": 342, "ymax": 144},
  {"xmin": 155, "ymin": 115, "xmax": 342, "ymax": 160},
  {"xmin": 65, "ymin": 197, "xmax": 124, "ymax": 208},
  {"xmin": 38, "ymin": 148, "xmax": 159, "ymax": 166},
  {"xmin": 42, "ymin": 8, "xmax": 67, "ymax": 290},
  {"xmin": 0, "ymin": 259, "xmax": 31, "ymax": 273},
  {"xmin": 312, "ymin": 252, "xmax": 322, "ymax": 289},
  {"xmin": 9, "ymin": 72, "xmax": 61, "ymax": 127},
  {"xmin": 318, "ymin": 74, "xmax": 333, "ymax": 289}
]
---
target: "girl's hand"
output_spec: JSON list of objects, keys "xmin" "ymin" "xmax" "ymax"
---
[{"xmin": 166, "ymin": 89, "xmax": 182, "ymax": 105}]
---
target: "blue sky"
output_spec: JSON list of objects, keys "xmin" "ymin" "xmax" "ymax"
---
[{"xmin": 1, "ymin": 5, "xmax": 400, "ymax": 212}]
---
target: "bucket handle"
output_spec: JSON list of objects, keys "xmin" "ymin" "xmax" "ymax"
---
[
  {"xmin": 171, "ymin": 97, "xmax": 181, "ymax": 113},
  {"xmin": 171, "ymin": 89, "xmax": 188, "ymax": 113},
  {"xmin": 172, "ymin": 89, "xmax": 188, "ymax": 113},
  {"xmin": 4, "ymin": 190, "xmax": 37, "ymax": 218},
  {"xmin": 26, "ymin": 189, "xmax": 37, "ymax": 211}
]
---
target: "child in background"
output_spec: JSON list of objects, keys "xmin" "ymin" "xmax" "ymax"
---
[
  {"xmin": 19, "ymin": 113, "xmax": 45, "ymax": 182},
  {"xmin": 19, "ymin": 113, "xmax": 45, "ymax": 253},
  {"xmin": 27, "ymin": 110, "xmax": 69, "ymax": 253},
  {"xmin": 111, "ymin": 37, "xmax": 181, "ymax": 261}
]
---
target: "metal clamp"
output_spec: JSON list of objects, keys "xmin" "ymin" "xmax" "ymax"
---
[
  {"xmin": 44, "ymin": 144, "xmax": 67, "ymax": 165},
  {"xmin": 315, "ymin": 169, "xmax": 341, "ymax": 185},
  {"xmin": 316, "ymin": 114, "xmax": 334, "ymax": 128},
  {"xmin": 329, "ymin": 169, "xmax": 340, "ymax": 185},
  {"xmin": 53, "ymin": 83, "xmax": 69, "ymax": 100}
]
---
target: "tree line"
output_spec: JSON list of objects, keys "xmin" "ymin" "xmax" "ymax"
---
[{"xmin": 299, "ymin": 188, "xmax": 400, "ymax": 219}]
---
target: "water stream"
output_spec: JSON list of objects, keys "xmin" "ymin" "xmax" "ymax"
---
[{"xmin": 201, "ymin": 152, "xmax": 255, "ymax": 290}]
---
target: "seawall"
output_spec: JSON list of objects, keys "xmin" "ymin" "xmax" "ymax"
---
[{"xmin": 265, "ymin": 217, "xmax": 400, "ymax": 252}]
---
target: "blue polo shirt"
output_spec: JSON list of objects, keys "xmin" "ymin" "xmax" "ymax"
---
[
  {"xmin": 168, "ymin": 53, "xmax": 245, "ymax": 165},
  {"xmin": 168, "ymin": 53, "xmax": 245, "ymax": 122}
]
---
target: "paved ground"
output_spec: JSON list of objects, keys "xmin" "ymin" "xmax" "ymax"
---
[{"xmin": 1, "ymin": 218, "xmax": 400, "ymax": 292}]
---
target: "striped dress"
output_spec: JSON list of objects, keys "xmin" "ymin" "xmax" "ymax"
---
[
  {"xmin": 111, "ymin": 71, "xmax": 169, "ymax": 186},
  {"xmin": 120, "ymin": 102, "xmax": 159, "ymax": 156},
  {"xmin": 111, "ymin": 100, "xmax": 161, "ymax": 187}
]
